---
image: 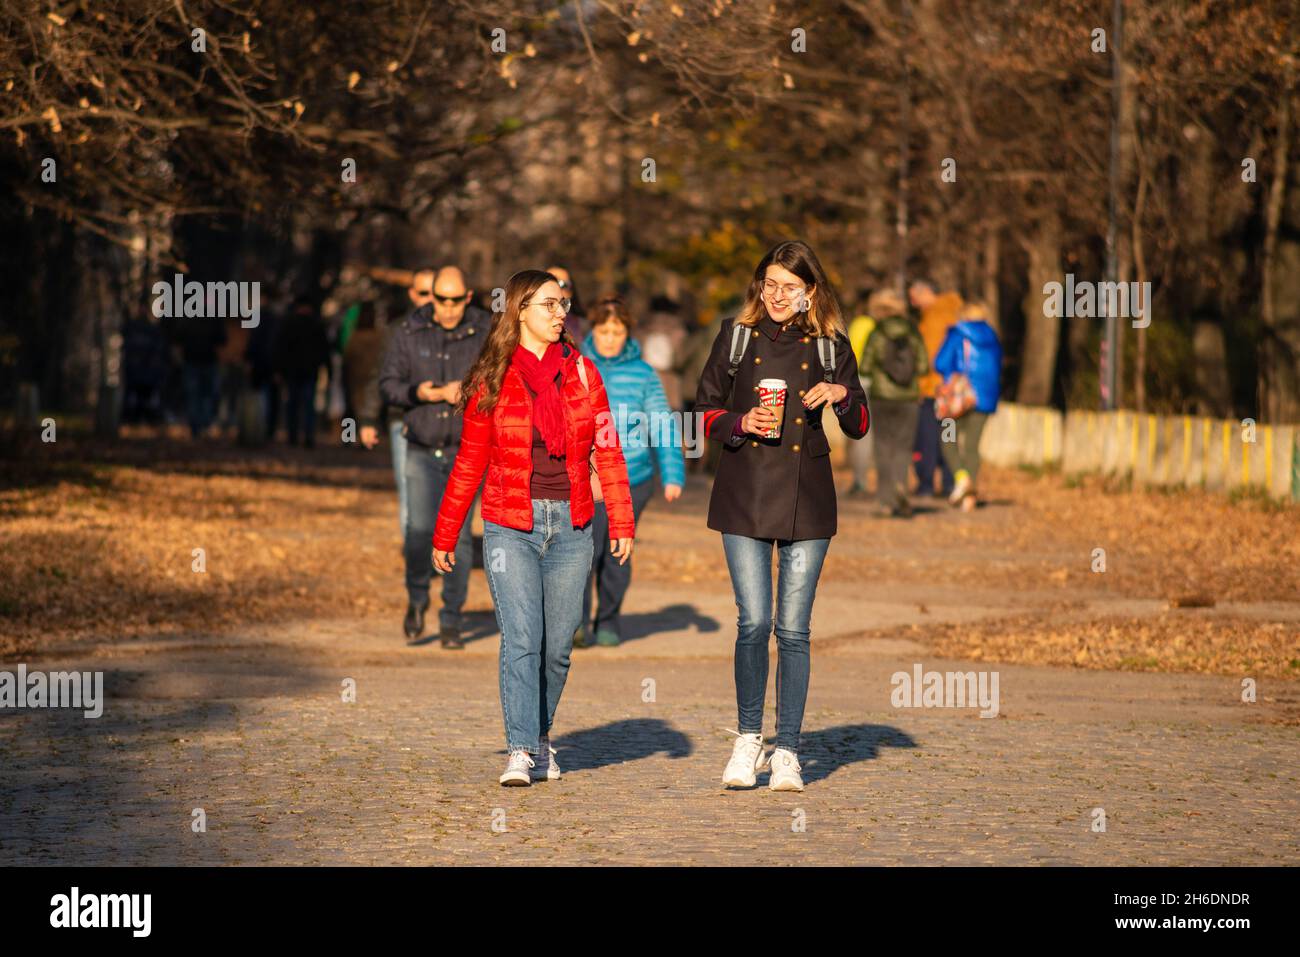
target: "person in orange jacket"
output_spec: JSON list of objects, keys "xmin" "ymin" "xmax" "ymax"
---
[{"xmin": 909, "ymin": 278, "xmax": 963, "ymax": 497}]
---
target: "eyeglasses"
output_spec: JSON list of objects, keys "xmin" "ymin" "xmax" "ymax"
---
[
  {"xmin": 762, "ymin": 280, "xmax": 808, "ymax": 302},
  {"xmin": 524, "ymin": 297, "xmax": 573, "ymax": 316},
  {"xmin": 434, "ymin": 293, "xmax": 468, "ymax": 305}
]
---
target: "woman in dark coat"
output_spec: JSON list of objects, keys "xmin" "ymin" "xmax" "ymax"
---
[{"xmin": 694, "ymin": 240, "xmax": 870, "ymax": 792}]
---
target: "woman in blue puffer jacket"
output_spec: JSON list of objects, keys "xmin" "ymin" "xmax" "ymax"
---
[
  {"xmin": 933, "ymin": 301, "xmax": 1002, "ymax": 512},
  {"xmin": 577, "ymin": 296, "xmax": 686, "ymax": 646}
]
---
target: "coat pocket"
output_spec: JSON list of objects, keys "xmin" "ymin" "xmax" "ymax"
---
[{"xmin": 805, "ymin": 428, "xmax": 831, "ymax": 458}]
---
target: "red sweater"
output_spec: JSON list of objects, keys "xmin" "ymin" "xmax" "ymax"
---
[{"xmin": 433, "ymin": 346, "xmax": 635, "ymax": 551}]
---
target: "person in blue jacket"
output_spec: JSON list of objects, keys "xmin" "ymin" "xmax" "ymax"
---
[
  {"xmin": 933, "ymin": 301, "xmax": 1002, "ymax": 512},
  {"xmin": 578, "ymin": 295, "xmax": 685, "ymax": 646}
]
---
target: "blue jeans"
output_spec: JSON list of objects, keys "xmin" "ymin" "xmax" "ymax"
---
[
  {"xmin": 484, "ymin": 500, "xmax": 594, "ymax": 754},
  {"xmin": 404, "ymin": 442, "xmax": 474, "ymax": 629},
  {"xmin": 722, "ymin": 533, "xmax": 830, "ymax": 752},
  {"xmin": 389, "ymin": 420, "xmax": 409, "ymax": 535}
]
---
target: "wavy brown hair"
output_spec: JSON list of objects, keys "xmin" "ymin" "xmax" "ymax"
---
[
  {"xmin": 456, "ymin": 269, "xmax": 577, "ymax": 415},
  {"xmin": 735, "ymin": 240, "xmax": 845, "ymax": 337}
]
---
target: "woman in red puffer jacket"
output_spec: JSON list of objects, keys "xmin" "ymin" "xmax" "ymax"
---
[{"xmin": 433, "ymin": 269, "xmax": 635, "ymax": 787}]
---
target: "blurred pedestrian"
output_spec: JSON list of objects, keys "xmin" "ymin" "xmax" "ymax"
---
[
  {"xmin": 380, "ymin": 266, "xmax": 489, "ymax": 647},
  {"xmin": 860, "ymin": 288, "xmax": 928, "ymax": 517},
  {"xmin": 216, "ymin": 321, "xmax": 250, "ymax": 436},
  {"xmin": 546, "ymin": 264, "xmax": 587, "ymax": 342},
  {"xmin": 934, "ymin": 301, "xmax": 1003, "ymax": 512},
  {"xmin": 678, "ymin": 310, "xmax": 727, "ymax": 475},
  {"xmin": 845, "ymin": 289, "xmax": 883, "ymax": 498},
  {"xmin": 694, "ymin": 240, "xmax": 869, "ymax": 793},
  {"xmin": 577, "ymin": 295, "xmax": 685, "ymax": 647},
  {"xmin": 432, "ymin": 270, "xmax": 635, "ymax": 786},
  {"xmin": 909, "ymin": 278, "xmax": 963, "ymax": 497},
  {"xmin": 639, "ymin": 295, "xmax": 688, "ymax": 410},
  {"xmin": 361, "ymin": 271, "xmax": 439, "ymax": 537},
  {"xmin": 275, "ymin": 295, "xmax": 330, "ymax": 448},
  {"xmin": 121, "ymin": 316, "xmax": 170, "ymax": 425},
  {"xmin": 246, "ymin": 304, "xmax": 282, "ymax": 440},
  {"xmin": 174, "ymin": 312, "xmax": 226, "ymax": 438}
]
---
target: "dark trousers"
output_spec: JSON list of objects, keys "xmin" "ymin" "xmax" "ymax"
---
[
  {"xmin": 913, "ymin": 397, "xmax": 954, "ymax": 496},
  {"xmin": 404, "ymin": 442, "xmax": 475, "ymax": 629},
  {"xmin": 582, "ymin": 478, "xmax": 654, "ymax": 639},
  {"xmin": 284, "ymin": 376, "xmax": 317, "ymax": 447},
  {"xmin": 871, "ymin": 397, "xmax": 920, "ymax": 507},
  {"xmin": 182, "ymin": 362, "xmax": 219, "ymax": 438}
]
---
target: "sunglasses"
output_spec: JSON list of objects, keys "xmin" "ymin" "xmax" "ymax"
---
[{"xmin": 434, "ymin": 293, "xmax": 469, "ymax": 305}]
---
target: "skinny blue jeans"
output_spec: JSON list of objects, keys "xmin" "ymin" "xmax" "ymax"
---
[{"xmin": 722, "ymin": 533, "xmax": 830, "ymax": 752}]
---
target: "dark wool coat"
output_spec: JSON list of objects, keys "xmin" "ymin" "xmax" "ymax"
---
[{"xmin": 694, "ymin": 314, "xmax": 870, "ymax": 540}]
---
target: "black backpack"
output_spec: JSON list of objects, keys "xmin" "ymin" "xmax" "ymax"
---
[
  {"xmin": 880, "ymin": 331, "xmax": 917, "ymax": 387},
  {"xmin": 725, "ymin": 320, "xmax": 836, "ymax": 391}
]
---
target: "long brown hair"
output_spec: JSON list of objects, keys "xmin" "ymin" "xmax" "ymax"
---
[
  {"xmin": 456, "ymin": 269, "xmax": 577, "ymax": 414},
  {"xmin": 735, "ymin": 240, "xmax": 845, "ymax": 337}
]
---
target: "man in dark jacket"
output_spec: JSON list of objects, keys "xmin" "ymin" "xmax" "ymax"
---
[{"xmin": 379, "ymin": 265, "xmax": 489, "ymax": 647}]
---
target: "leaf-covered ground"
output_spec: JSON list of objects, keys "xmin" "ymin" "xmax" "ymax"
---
[{"xmin": 2, "ymin": 437, "xmax": 1297, "ymax": 680}]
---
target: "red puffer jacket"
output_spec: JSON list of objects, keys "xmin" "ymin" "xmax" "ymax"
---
[{"xmin": 433, "ymin": 344, "xmax": 635, "ymax": 551}]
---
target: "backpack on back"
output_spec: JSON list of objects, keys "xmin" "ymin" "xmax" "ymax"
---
[{"xmin": 880, "ymin": 331, "xmax": 917, "ymax": 388}]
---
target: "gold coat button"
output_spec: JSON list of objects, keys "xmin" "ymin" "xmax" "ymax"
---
[
  {"xmin": 801, "ymin": 336, "xmax": 810, "ymax": 343},
  {"xmin": 750, "ymin": 441, "xmax": 759, "ymax": 447},
  {"xmin": 752, "ymin": 331, "xmax": 759, "ymax": 338},
  {"xmin": 798, "ymin": 389, "xmax": 805, "ymax": 396},
  {"xmin": 754, "ymin": 356, "xmax": 762, "ymax": 364},
  {"xmin": 792, "ymin": 444, "xmax": 800, "ymax": 452},
  {"xmin": 795, "ymin": 417, "xmax": 803, "ymax": 425},
  {"xmin": 800, "ymin": 361, "xmax": 808, "ymax": 370}
]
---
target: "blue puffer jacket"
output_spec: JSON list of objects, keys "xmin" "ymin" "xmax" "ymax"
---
[
  {"xmin": 934, "ymin": 320, "xmax": 1003, "ymax": 414},
  {"xmin": 580, "ymin": 333, "xmax": 686, "ymax": 489}
]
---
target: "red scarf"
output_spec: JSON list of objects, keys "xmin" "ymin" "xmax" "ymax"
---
[{"xmin": 512, "ymin": 342, "xmax": 567, "ymax": 457}]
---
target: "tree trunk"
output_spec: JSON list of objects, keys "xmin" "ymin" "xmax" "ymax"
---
[
  {"xmin": 1016, "ymin": 211, "xmax": 1062, "ymax": 406},
  {"xmin": 1192, "ymin": 320, "xmax": 1232, "ymax": 416},
  {"xmin": 1261, "ymin": 68, "xmax": 1299, "ymax": 423}
]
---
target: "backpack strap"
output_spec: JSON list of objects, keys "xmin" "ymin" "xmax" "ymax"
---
[
  {"xmin": 575, "ymin": 353, "xmax": 589, "ymax": 391},
  {"xmin": 726, "ymin": 320, "xmax": 749, "ymax": 379},
  {"xmin": 816, "ymin": 336, "xmax": 836, "ymax": 383}
]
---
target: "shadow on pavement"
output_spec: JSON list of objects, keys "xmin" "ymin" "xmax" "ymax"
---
[
  {"xmin": 619, "ymin": 603, "xmax": 721, "ymax": 642},
  {"xmin": 553, "ymin": 717, "xmax": 693, "ymax": 771},
  {"xmin": 793, "ymin": 723, "xmax": 918, "ymax": 784}
]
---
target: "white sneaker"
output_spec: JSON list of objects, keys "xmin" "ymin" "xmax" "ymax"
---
[
  {"xmin": 767, "ymin": 748, "xmax": 804, "ymax": 791},
  {"xmin": 721, "ymin": 730, "xmax": 767, "ymax": 788},
  {"xmin": 948, "ymin": 472, "xmax": 972, "ymax": 506},
  {"xmin": 531, "ymin": 735, "xmax": 561, "ymax": 782},
  {"xmin": 499, "ymin": 749, "xmax": 534, "ymax": 787}
]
